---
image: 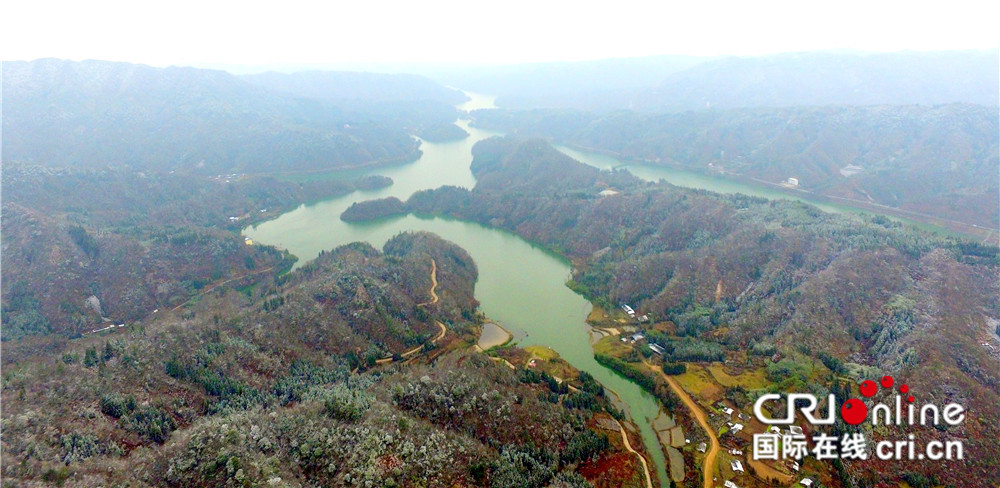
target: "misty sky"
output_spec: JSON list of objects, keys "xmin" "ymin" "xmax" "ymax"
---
[{"xmin": 2, "ymin": 0, "xmax": 997, "ymax": 67}]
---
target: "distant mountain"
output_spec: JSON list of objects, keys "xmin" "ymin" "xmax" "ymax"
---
[
  {"xmin": 474, "ymin": 103, "xmax": 1000, "ymax": 228},
  {"xmin": 459, "ymin": 50, "xmax": 998, "ymax": 111},
  {"xmin": 241, "ymin": 70, "xmax": 470, "ymax": 142},
  {"xmin": 425, "ymin": 55, "xmax": 708, "ymax": 108},
  {"xmin": 641, "ymin": 50, "xmax": 999, "ymax": 111},
  {"xmin": 1, "ymin": 59, "xmax": 420, "ymax": 173},
  {"xmin": 241, "ymin": 70, "xmax": 467, "ymax": 104}
]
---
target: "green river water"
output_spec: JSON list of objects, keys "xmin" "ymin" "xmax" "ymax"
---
[{"xmin": 246, "ymin": 92, "xmax": 674, "ymax": 486}]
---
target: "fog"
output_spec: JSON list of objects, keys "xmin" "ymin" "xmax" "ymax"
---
[{"xmin": 3, "ymin": 0, "xmax": 996, "ymax": 67}]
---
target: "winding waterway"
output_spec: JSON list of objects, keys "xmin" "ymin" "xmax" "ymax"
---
[
  {"xmin": 246, "ymin": 92, "xmax": 673, "ymax": 486},
  {"xmin": 554, "ymin": 145, "xmax": 970, "ymax": 239}
]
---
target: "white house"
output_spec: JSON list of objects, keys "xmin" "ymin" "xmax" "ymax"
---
[
  {"xmin": 730, "ymin": 460, "xmax": 744, "ymax": 473},
  {"xmin": 800, "ymin": 479, "xmax": 813, "ymax": 487}
]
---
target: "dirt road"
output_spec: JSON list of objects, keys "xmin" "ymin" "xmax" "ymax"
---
[
  {"xmin": 170, "ymin": 266, "xmax": 274, "ymax": 312},
  {"xmin": 613, "ymin": 419, "xmax": 654, "ymax": 488},
  {"xmin": 649, "ymin": 363, "xmax": 719, "ymax": 488},
  {"xmin": 417, "ymin": 259, "xmax": 439, "ymax": 306}
]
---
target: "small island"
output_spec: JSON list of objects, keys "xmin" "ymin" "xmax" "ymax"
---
[
  {"xmin": 354, "ymin": 174, "xmax": 394, "ymax": 191},
  {"xmin": 340, "ymin": 196, "xmax": 407, "ymax": 222}
]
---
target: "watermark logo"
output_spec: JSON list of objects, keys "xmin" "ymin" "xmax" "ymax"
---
[{"xmin": 752, "ymin": 375, "xmax": 965, "ymax": 461}]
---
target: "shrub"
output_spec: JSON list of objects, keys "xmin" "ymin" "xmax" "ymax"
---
[{"xmin": 662, "ymin": 362, "xmax": 687, "ymax": 375}]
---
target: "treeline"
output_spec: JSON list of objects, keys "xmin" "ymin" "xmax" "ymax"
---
[{"xmin": 594, "ymin": 354, "xmax": 680, "ymax": 411}]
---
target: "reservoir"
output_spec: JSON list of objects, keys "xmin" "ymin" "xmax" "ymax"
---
[{"xmin": 246, "ymin": 92, "xmax": 673, "ymax": 486}]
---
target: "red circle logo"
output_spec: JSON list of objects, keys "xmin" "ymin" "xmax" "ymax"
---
[{"xmin": 840, "ymin": 398, "xmax": 868, "ymax": 425}]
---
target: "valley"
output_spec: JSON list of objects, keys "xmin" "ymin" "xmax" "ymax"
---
[{"xmin": 3, "ymin": 51, "xmax": 998, "ymax": 488}]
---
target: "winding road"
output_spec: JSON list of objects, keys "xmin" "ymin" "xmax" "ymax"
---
[
  {"xmin": 613, "ymin": 419, "xmax": 654, "ymax": 488},
  {"xmin": 648, "ymin": 363, "xmax": 719, "ymax": 488},
  {"xmin": 417, "ymin": 259, "xmax": 439, "ymax": 306},
  {"xmin": 170, "ymin": 266, "xmax": 275, "ymax": 312},
  {"xmin": 377, "ymin": 259, "xmax": 445, "ymax": 364}
]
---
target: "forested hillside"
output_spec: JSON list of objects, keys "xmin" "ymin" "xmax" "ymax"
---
[
  {"xmin": 473, "ymin": 103, "xmax": 1000, "ymax": 229},
  {"xmin": 0, "ymin": 164, "xmax": 392, "ymax": 340},
  {"xmin": 2, "ymin": 232, "xmax": 637, "ymax": 487},
  {"xmin": 375, "ymin": 137, "xmax": 1000, "ymax": 487},
  {"xmin": 242, "ymin": 70, "xmax": 470, "ymax": 141},
  {"xmin": 1, "ymin": 59, "xmax": 421, "ymax": 174}
]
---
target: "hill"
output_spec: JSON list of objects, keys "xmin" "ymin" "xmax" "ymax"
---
[
  {"xmin": 1, "ymin": 59, "xmax": 420, "ymax": 174},
  {"xmin": 1, "ymin": 231, "xmax": 642, "ymax": 487},
  {"xmin": 0, "ymin": 164, "xmax": 391, "ymax": 340}
]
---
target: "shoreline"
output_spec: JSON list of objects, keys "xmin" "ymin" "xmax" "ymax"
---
[{"xmin": 476, "ymin": 320, "xmax": 513, "ymax": 350}]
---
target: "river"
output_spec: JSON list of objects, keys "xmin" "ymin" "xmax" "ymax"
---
[
  {"xmin": 246, "ymin": 92, "xmax": 673, "ymax": 486},
  {"xmin": 554, "ymin": 144, "xmax": 845, "ymax": 211},
  {"xmin": 553, "ymin": 144, "xmax": 971, "ymax": 238}
]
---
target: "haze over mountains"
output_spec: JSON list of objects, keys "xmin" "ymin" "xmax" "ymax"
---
[
  {"xmin": 241, "ymin": 70, "xmax": 467, "ymax": 105},
  {"xmin": 437, "ymin": 50, "xmax": 998, "ymax": 111},
  {"xmin": 1, "ymin": 59, "xmax": 467, "ymax": 174},
  {"xmin": 453, "ymin": 49, "xmax": 1000, "ymax": 230}
]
